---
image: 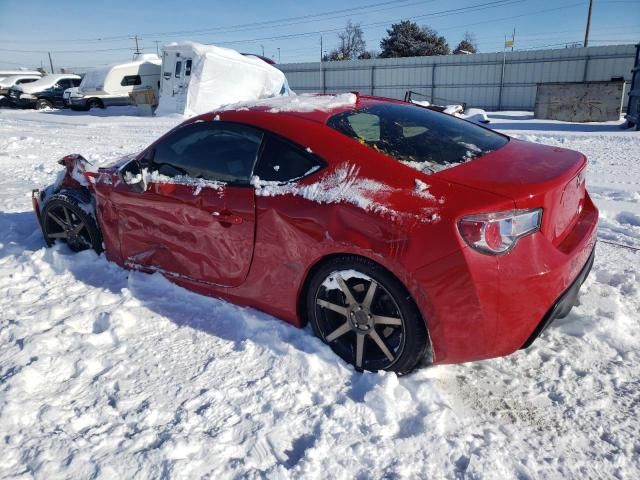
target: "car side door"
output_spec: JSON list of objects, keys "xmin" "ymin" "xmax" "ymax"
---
[
  {"xmin": 51, "ymin": 79, "xmax": 75, "ymax": 106},
  {"xmin": 112, "ymin": 121, "xmax": 262, "ymax": 287}
]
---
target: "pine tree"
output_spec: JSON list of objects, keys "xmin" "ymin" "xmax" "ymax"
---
[
  {"xmin": 379, "ymin": 21, "xmax": 449, "ymax": 58},
  {"xmin": 453, "ymin": 32, "xmax": 478, "ymax": 55}
]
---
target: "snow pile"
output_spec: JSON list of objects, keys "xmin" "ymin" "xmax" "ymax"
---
[
  {"xmin": 444, "ymin": 104, "xmax": 464, "ymax": 115},
  {"xmin": 463, "ymin": 108, "xmax": 490, "ymax": 124},
  {"xmin": 156, "ymin": 42, "xmax": 290, "ymax": 117},
  {"xmin": 411, "ymin": 100, "xmax": 490, "ymax": 124},
  {"xmin": 225, "ymin": 92, "xmax": 357, "ymax": 113},
  {"xmin": 0, "ymin": 109, "xmax": 639, "ymax": 478}
]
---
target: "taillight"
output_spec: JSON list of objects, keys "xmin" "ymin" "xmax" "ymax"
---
[{"xmin": 458, "ymin": 208, "xmax": 542, "ymax": 255}]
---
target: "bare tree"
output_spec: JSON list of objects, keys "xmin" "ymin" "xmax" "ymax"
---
[{"xmin": 324, "ymin": 20, "xmax": 366, "ymax": 61}]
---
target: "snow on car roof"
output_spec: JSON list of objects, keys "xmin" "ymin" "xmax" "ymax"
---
[
  {"xmin": 222, "ymin": 92, "xmax": 357, "ymax": 114},
  {"xmin": 18, "ymin": 74, "xmax": 81, "ymax": 93}
]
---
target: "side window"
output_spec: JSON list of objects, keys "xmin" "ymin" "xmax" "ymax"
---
[
  {"xmin": 175, "ymin": 60, "xmax": 182, "ymax": 78},
  {"xmin": 57, "ymin": 80, "xmax": 69, "ymax": 89},
  {"xmin": 347, "ymin": 112, "xmax": 380, "ymax": 142},
  {"xmin": 253, "ymin": 135, "xmax": 324, "ymax": 182},
  {"xmin": 72, "ymin": 79, "xmax": 82, "ymax": 87},
  {"xmin": 185, "ymin": 60, "xmax": 192, "ymax": 76},
  {"xmin": 17, "ymin": 78, "xmax": 37, "ymax": 85},
  {"xmin": 151, "ymin": 122, "xmax": 264, "ymax": 183},
  {"xmin": 121, "ymin": 75, "xmax": 142, "ymax": 86}
]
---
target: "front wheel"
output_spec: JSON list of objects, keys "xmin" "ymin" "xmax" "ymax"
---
[
  {"xmin": 307, "ymin": 256, "xmax": 429, "ymax": 374},
  {"xmin": 40, "ymin": 193, "xmax": 103, "ymax": 253}
]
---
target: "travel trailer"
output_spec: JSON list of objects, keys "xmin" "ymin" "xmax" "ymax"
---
[
  {"xmin": 64, "ymin": 55, "xmax": 161, "ymax": 110},
  {"xmin": 157, "ymin": 42, "xmax": 290, "ymax": 116}
]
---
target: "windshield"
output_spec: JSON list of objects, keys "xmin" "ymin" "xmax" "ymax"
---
[{"xmin": 327, "ymin": 103, "xmax": 508, "ymax": 173}]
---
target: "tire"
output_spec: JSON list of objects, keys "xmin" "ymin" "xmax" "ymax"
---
[
  {"xmin": 307, "ymin": 256, "xmax": 429, "ymax": 374},
  {"xmin": 40, "ymin": 192, "xmax": 103, "ymax": 253},
  {"xmin": 35, "ymin": 98, "xmax": 53, "ymax": 110},
  {"xmin": 87, "ymin": 98, "xmax": 104, "ymax": 109}
]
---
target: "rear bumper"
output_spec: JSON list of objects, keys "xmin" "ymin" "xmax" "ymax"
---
[
  {"xmin": 416, "ymin": 191, "xmax": 598, "ymax": 365},
  {"xmin": 520, "ymin": 244, "xmax": 595, "ymax": 349},
  {"xmin": 66, "ymin": 96, "xmax": 87, "ymax": 106}
]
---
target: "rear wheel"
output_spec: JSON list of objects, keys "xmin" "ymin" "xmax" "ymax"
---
[
  {"xmin": 87, "ymin": 98, "xmax": 104, "ymax": 109},
  {"xmin": 41, "ymin": 193, "xmax": 102, "ymax": 253},
  {"xmin": 307, "ymin": 256, "xmax": 429, "ymax": 374},
  {"xmin": 35, "ymin": 98, "xmax": 53, "ymax": 110}
]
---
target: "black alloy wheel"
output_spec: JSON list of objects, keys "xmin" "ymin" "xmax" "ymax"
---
[
  {"xmin": 41, "ymin": 193, "xmax": 102, "ymax": 253},
  {"xmin": 308, "ymin": 256, "xmax": 429, "ymax": 374}
]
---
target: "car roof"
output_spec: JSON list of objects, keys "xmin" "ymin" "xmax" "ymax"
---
[
  {"xmin": 200, "ymin": 94, "xmax": 406, "ymax": 124},
  {"xmin": 44, "ymin": 74, "xmax": 82, "ymax": 80}
]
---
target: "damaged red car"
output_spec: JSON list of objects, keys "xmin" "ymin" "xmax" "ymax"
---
[{"xmin": 32, "ymin": 95, "xmax": 598, "ymax": 373}]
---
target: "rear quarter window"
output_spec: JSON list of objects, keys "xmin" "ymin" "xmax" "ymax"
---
[{"xmin": 327, "ymin": 103, "xmax": 508, "ymax": 173}]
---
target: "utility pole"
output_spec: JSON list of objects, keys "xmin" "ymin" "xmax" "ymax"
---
[
  {"xmin": 130, "ymin": 35, "xmax": 143, "ymax": 59},
  {"xmin": 261, "ymin": 44, "xmax": 265, "ymax": 57},
  {"xmin": 277, "ymin": 47, "xmax": 281, "ymax": 63},
  {"xmin": 48, "ymin": 52, "xmax": 54, "ymax": 74},
  {"xmin": 511, "ymin": 28, "xmax": 516, "ymax": 52},
  {"xmin": 320, "ymin": 36, "xmax": 324, "ymax": 94},
  {"xmin": 153, "ymin": 40, "xmax": 161, "ymax": 56},
  {"xmin": 583, "ymin": 0, "xmax": 593, "ymax": 47}
]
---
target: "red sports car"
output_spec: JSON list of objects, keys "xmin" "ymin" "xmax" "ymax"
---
[{"xmin": 32, "ymin": 94, "xmax": 598, "ymax": 374}]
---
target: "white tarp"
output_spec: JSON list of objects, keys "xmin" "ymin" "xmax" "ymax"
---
[{"xmin": 156, "ymin": 42, "xmax": 290, "ymax": 117}]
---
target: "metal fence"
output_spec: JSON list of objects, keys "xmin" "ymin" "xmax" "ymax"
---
[{"xmin": 278, "ymin": 44, "xmax": 637, "ymax": 111}]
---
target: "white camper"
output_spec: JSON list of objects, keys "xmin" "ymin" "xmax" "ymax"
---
[
  {"xmin": 0, "ymin": 70, "xmax": 42, "ymax": 83},
  {"xmin": 157, "ymin": 42, "xmax": 290, "ymax": 117},
  {"xmin": 64, "ymin": 55, "xmax": 161, "ymax": 110}
]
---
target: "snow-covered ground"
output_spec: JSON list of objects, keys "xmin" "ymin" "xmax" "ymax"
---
[{"xmin": 0, "ymin": 107, "xmax": 638, "ymax": 479}]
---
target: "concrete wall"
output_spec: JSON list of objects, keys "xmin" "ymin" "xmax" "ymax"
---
[
  {"xmin": 278, "ymin": 44, "xmax": 637, "ymax": 111},
  {"xmin": 534, "ymin": 81, "xmax": 626, "ymax": 122}
]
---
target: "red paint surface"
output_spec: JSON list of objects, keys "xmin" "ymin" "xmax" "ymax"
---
[{"xmin": 37, "ymin": 96, "xmax": 599, "ymax": 364}]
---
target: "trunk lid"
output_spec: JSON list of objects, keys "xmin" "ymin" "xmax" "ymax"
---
[{"xmin": 438, "ymin": 138, "xmax": 587, "ymax": 245}]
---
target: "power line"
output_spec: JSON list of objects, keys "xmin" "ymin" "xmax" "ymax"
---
[
  {"xmin": 0, "ymin": 0, "xmax": 427, "ymax": 44},
  {"xmin": 0, "ymin": 0, "xmax": 525, "ymax": 54},
  {"xmin": 206, "ymin": 0, "xmax": 528, "ymax": 46}
]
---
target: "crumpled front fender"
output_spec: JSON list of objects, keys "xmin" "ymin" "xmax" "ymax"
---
[{"xmin": 57, "ymin": 153, "xmax": 97, "ymax": 191}]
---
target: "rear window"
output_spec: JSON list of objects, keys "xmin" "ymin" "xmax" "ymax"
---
[
  {"xmin": 121, "ymin": 75, "xmax": 142, "ymax": 86},
  {"xmin": 327, "ymin": 103, "xmax": 508, "ymax": 173}
]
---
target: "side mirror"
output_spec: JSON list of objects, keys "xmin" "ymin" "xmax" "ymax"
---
[{"xmin": 118, "ymin": 160, "xmax": 148, "ymax": 193}]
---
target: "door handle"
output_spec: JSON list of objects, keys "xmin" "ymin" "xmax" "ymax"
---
[{"xmin": 211, "ymin": 210, "xmax": 243, "ymax": 225}]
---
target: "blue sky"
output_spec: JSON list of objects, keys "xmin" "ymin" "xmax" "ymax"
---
[{"xmin": 0, "ymin": 0, "xmax": 638, "ymax": 70}]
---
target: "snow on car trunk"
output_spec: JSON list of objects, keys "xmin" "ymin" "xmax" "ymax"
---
[{"xmin": 0, "ymin": 108, "xmax": 639, "ymax": 478}]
